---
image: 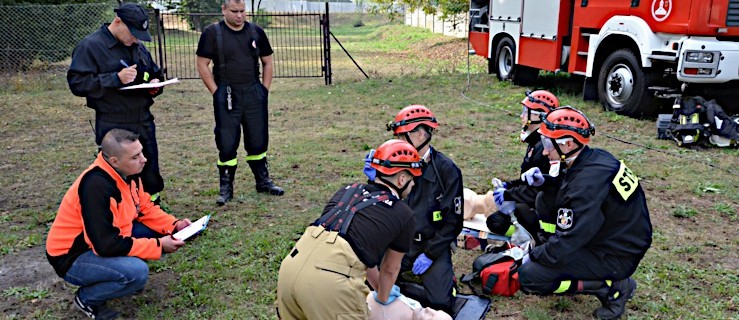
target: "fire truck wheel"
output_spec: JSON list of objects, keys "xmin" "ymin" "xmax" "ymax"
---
[
  {"xmin": 495, "ymin": 37, "xmax": 516, "ymax": 81},
  {"xmin": 597, "ymin": 49, "xmax": 661, "ymax": 118}
]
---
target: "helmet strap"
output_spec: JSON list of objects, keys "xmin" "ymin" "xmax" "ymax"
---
[
  {"xmin": 552, "ymin": 138, "xmax": 583, "ymax": 160},
  {"xmin": 415, "ymin": 127, "xmax": 433, "ymax": 152},
  {"xmin": 378, "ymin": 175, "xmax": 409, "ymax": 199}
]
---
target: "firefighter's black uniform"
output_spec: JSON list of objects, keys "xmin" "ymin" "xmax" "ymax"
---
[
  {"xmin": 196, "ymin": 21, "xmax": 279, "ymax": 196},
  {"xmin": 67, "ymin": 24, "xmax": 165, "ymax": 198},
  {"xmin": 518, "ymin": 146, "xmax": 652, "ymax": 295},
  {"xmin": 277, "ymin": 182, "xmax": 416, "ymax": 319},
  {"xmin": 397, "ymin": 147, "xmax": 463, "ymax": 314},
  {"xmin": 486, "ymin": 131, "xmax": 556, "ymax": 239}
]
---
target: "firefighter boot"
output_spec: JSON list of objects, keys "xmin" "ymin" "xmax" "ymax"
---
[
  {"xmin": 593, "ymin": 278, "xmax": 637, "ymax": 320},
  {"xmin": 216, "ymin": 165, "xmax": 236, "ymax": 206},
  {"xmin": 248, "ymin": 158, "xmax": 284, "ymax": 196}
]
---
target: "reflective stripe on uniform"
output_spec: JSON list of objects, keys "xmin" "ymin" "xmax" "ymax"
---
[
  {"xmin": 554, "ymin": 280, "xmax": 571, "ymax": 293},
  {"xmin": 217, "ymin": 158, "xmax": 238, "ymax": 166},
  {"xmin": 504, "ymin": 225, "xmax": 515, "ymax": 237},
  {"xmin": 540, "ymin": 221, "xmax": 556, "ymax": 233},
  {"xmin": 245, "ymin": 152, "xmax": 267, "ymax": 161},
  {"xmin": 432, "ymin": 210, "xmax": 442, "ymax": 221}
]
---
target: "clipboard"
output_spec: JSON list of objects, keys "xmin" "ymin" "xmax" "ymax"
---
[
  {"xmin": 172, "ymin": 214, "xmax": 210, "ymax": 241},
  {"xmin": 119, "ymin": 78, "xmax": 180, "ymax": 90}
]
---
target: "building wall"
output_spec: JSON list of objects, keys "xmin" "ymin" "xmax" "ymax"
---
[{"xmin": 405, "ymin": 9, "xmax": 468, "ymax": 38}]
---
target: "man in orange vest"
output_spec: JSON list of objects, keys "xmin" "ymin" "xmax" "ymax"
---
[{"xmin": 46, "ymin": 128, "xmax": 193, "ymax": 320}]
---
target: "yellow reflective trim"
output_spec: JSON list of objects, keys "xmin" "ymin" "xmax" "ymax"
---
[
  {"xmin": 143, "ymin": 72, "xmax": 150, "ymax": 82},
  {"xmin": 606, "ymin": 280, "xmax": 612, "ymax": 287},
  {"xmin": 245, "ymin": 152, "xmax": 267, "ymax": 161},
  {"xmin": 432, "ymin": 211, "xmax": 442, "ymax": 222},
  {"xmin": 611, "ymin": 160, "xmax": 639, "ymax": 201},
  {"xmin": 691, "ymin": 113, "xmax": 699, "ymax": 123},
  {"xmin": 452, "ymin": 287, "xmax": 457, "ymax": 297},
  {"xmin": 150, "ymin": 193, "xmax": 159, "ymax": 202},
  {"xmin": 540, "ymin": 221, "xmax": 556, "ymax": 233},
  {"xmin": 554, "ymin": 280, "xmax": 571, "ymax": 293},
  {"xmin": 679, "ymin": 115, "xmax": 686, "ymax": 125},
  {"xmin": 504, "ymin": 225, "xmax": 516, "ymax": 237},
  {"xmin": 217, "ymin": 158, "xmax": 238, "ymax": 166}
]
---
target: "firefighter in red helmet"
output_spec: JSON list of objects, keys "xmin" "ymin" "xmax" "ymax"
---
[
  {"xmin": 487, "ymin": 90, "xmax": 560, "ymax": 242},
  {"xmin": 517, "ymin": 106, "xmax": 653, "ymax": 320},
  {"xmin": 388, "ymin": 105, "xmax": 463, "ymax": 314},
  {"xmin": 277, "ymin": 140, "xmax": 422, "ymax": 319}
]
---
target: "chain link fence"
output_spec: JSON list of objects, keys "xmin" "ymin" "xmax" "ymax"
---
[{"xmin": 0, "ymin": 2, "xmax": 116, "ymax": 73}]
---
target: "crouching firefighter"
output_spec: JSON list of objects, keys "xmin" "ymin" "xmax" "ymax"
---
[
  {"xmin": 487, "ymin": 90, "xmax": 560, "ymax": 242},
  {"xmin": 387, "ymin": 105, "xmax": 464, "ymax": 314},
  {"xmin": 276, "ymin": 140, "xmax": 423, "ymax": 319},
  {"xmin": 516, "ymin": 107, "xmax": 653, "ymax": 320}
]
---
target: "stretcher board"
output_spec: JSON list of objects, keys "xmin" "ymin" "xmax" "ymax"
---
[{"xmin": 461, "ymin": 214, "xmax": 510, "ymax": 242}]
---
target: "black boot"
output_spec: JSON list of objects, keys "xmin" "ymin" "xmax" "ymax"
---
[
  {"xmin": 248, "ymin": 158, "xmax": 284, "ymax": 196},
  {"xmin": 216, "ymin": 165, "xmax": 236, "ymax": 205},
  {"xmin": 593, "ymin": 278, "xmax": 637, "ymax": 320}
]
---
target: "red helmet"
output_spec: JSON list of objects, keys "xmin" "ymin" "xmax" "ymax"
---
[
  {"xmin": 371, "ymin": 139, "xmax": 423, "ymax": 176},
  {"xmin": 522, "ymin": 90, "xmax": 559, "ymax": 113},
  {"xmin": 539, "ymin": 106, "xmax": 595, "ymax": 144},
  {"xmin": 387, "ymin": 105, "xmax": 439, "ymax": 135}
]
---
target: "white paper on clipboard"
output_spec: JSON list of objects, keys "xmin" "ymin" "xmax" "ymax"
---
[
  {"xmin": 119, "ymin": 78, "xmax": 180, "ymax": 90},
  {"xmin": 172, "ymin": 214, "xmax": 210, "ymax": 241}
]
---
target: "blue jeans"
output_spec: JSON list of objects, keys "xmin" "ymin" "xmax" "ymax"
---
[{"xmin": 63, "ymin": 222, "xmax": 162, "ymax": 306}]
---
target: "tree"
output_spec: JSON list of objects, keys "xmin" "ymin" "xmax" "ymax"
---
[{"xmin": 371, "ymin": 0, "xmax": 468, "ymax": 19}]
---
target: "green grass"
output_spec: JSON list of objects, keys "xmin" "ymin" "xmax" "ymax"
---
[{"xmin": 0, "ymin": 12, "xmax": 737, "ymax": 320}]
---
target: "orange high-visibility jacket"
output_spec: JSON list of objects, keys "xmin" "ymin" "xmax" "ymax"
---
[{"xmin": 46, "ymin": 152, "xmax": 178, "ymax": 277}]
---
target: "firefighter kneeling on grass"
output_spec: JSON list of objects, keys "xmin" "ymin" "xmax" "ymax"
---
[
  {"xmin": 276, "ymin": 140, "xmax": 423, "ymax": 319},
  {"xmin": 517, "ymin": 107, "xmax": 653, "ymax": 320}
]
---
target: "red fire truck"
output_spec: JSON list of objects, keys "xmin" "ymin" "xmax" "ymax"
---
[{"xmin": 468, "ymin": 0, "xmax": 739, "ymax": 117}]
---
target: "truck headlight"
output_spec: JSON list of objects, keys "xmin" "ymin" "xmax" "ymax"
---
[{"xmin": 685, "ymin": 51, "xmax": 715, "ymax": 63}]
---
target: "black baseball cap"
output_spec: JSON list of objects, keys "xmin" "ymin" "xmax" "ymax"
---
[{"xmin": 114, "ymin": 3, "xmax": 152, "ymax": 42}]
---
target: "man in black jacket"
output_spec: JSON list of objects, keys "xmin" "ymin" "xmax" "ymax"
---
[
  {"xmin": 67, "ymin": 3, "xmax": 166, "ymax": 204},
  {"xmin": 388, "ymin": 105, "xmax": 464, "ymax": 314},
  {"xmin": 517, "ymin": 107, "xmax": 653, "ymax": 320},
  {"xmin": 487, "ymin": 90, "xmax": 560, "ymax": 241}
]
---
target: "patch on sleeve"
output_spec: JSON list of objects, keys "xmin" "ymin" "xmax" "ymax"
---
[
  {"xmin": 556, "ymin": 208, "xmax": 573, "ymax": 229},
  {"xmin": 612, "ymin": 160, "xmax": 639, "ymax": 201},
  {"xmin": 454, "ymin": 196, "xmax": 462, "ymax": 215}
]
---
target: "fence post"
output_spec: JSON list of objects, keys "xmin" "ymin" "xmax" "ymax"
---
[
  {"xmin": 153, "ymin": 9, "xmax": 167, "ymax": 78},
  {"xmin": 323, "ymin": 2, "xmax": 332, "ymax": 85}
]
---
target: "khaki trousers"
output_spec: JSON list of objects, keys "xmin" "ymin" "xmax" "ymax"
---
[{"xmin": 277, "ymin": 226, "xmax": 369, "ymax": 320}]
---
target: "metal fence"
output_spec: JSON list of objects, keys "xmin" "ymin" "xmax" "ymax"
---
[
  {"xmin": 0, "ymin": 3, "xmax": 115, "ymax": 73},
  {"xmin": 151, "ymin": 12, "xmax": 327, "ymax": 81},
  {"xmin": 0, "ymin": 2, "xmax": 330, "ymax": 83}
]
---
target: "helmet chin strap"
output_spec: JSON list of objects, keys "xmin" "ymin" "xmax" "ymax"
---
[
  {"xmin": 404, "ymin": 128, "xmax": 432, "ymax": 152},
  {"xmin": 520, "ymin": 125, "xmax": 541, "ymax": 142},
  {"xmin": 552, "ymin": 138, "xmax": 583, "ymax": 159},
  {"xmin": 378, "ymin": 175, "xmax": 412, "ymax": 199}
]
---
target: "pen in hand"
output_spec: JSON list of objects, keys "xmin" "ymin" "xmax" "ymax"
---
[{"xmin": 118, "ymin": 59, "xmax": 137, "ymax": 85}]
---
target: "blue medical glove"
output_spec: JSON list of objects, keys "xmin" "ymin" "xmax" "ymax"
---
[
  {"xmin": 490, "ymin": 178, "xmax": 508, "ymax": 189},
  {"xmin": 373, "ymin": 285, "xmax": 401, "ymax": 305},
  {"xmin": 521, "ymin": 167, "xmax": 545, "ymax": 187},
  {"xmin": 493, "ymin": 187, "xmax": 506, "ymax": 208},
  {"xmin": 412, "ymin": 253, "xmax": 433, "ymax": 275},
  {"xmin": 363, "ymin": 149, "xmax": 376, "ymax": 181}
]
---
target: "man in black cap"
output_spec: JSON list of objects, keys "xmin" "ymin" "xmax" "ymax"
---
[{"xmin": 68, "ymin": 3, "xmax": 167, "ymax": 205}]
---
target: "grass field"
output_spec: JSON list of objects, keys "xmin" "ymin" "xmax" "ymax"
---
[{"xmin": 0, "ymin": 13, "xmax": 737, "ymax": 320}]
